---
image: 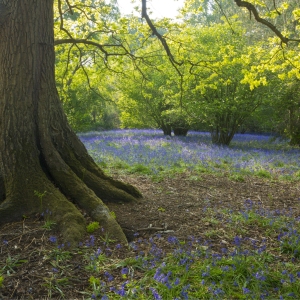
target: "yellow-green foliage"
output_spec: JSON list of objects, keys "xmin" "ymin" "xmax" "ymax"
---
[
  {"xmin": 89, "ymin": 275, "xmax": 100, "ymax": 286},
  {"xmin": 86, "ymin": 221, "xmax": 100, "ymax": 233},
  {"xmin": 0, "ymin": 275, "xmax": 4, "ymax": 288}
]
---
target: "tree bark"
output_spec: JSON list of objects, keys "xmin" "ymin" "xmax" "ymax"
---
[
  {"xmin": 161, "ymin": 124, "xmax": 172, "ymax": 136},
  {"xmin": 173, "ymin": 127, "xmax": 189, "ymax": 136},
  {"xmin": 0, "ymin": 0, "xmax": 141, "ymax": 246}
]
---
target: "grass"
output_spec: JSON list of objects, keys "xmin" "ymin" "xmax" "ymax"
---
[
  {"xmin": 81, "ymin": 130, "xmax": 300, "ymax": 298},
  {"xmin": 20, "ymin": 199, "xmax": 300, "ymax": 299},
  {"xmin": 85, "ymin": 200, "xmax": 300, "ymax": 299},
  {"xmin": 3, "ymin": 201, "xmax": 300, "ymax": 299},
  {"xmin": 79, "ymin": 129, "xmax": 300, "ymax": 181},
  {"xmin": 1, "ymin": 129, "xmax": 300, "ymax": 299}
]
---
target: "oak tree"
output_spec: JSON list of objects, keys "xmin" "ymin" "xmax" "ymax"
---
[{"xmin": 0, "ymin": 0, "xmax": 142, "ymax": 245}]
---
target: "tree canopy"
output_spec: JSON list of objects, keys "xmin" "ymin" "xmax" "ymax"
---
[{"xmin": 55, "ymin": 0, "xmax": 300, "ymax": 143}]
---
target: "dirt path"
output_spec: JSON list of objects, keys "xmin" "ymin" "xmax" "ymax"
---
[{"xmin": 110, "ymin": 173, "xmax": 300, "ymax": 241}]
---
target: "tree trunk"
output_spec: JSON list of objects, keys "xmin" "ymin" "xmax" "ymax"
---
[
  {"xmin": 288, "ymin": 108, "xmax": 300, "ymax": 146},
  {"xmin": 173, "ymin": 127, "xmax": 189, "ymax": 136},
  {"xmin": 161, "ymin": 124, "xmax": 172, "ymax": 136},
  {"xmin": 211, "ymin": 127, "xmax": 235, "ymax": 145},
  {"xmin": 0, "ymin": 0, "xmax": 141, "ymax": 246}
]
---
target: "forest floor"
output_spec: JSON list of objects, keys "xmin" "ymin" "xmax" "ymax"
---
[{"xmin": 0, "ymin": 171, "xmax": 299, "ymax": 299}]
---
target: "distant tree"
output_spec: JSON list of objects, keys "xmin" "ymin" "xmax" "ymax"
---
[
  {"xmin": 233, "ymin": 0, "xmax": 300, "ymax": 144},
  {"xmin": 175, "ymin": 22, "xmax": 271, "ymax": 145},
  {"xmin": 114, "ymin": 20, "xmax": 190, "ymax": 136},
  {"xmin": 116, "ymin": 59, "xmax": 188, "ymax": 136}
]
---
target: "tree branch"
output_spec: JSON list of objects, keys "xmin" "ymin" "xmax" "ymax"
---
[
  {"xmin": 234, "ymin": 0, "xmax": 298, "ymax": 44},
  {"xmin": 215, "ymin": 0, "xmax": 235, "ymax": 34},
  {"xmin": 141, "ymin": 0, "xmax": 184, "ymax": 105},
  {"xmin": 54, "ymin": 38, "xmax": 132, "ymax": 57},
  {"xmin": 141, "ymin": 0, "xmax": 182, "ymax": 67}
]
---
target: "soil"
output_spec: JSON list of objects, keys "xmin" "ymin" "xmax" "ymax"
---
[{"xmin": 0, "ymin": 172, "xmax": 299, "ymax": 299}]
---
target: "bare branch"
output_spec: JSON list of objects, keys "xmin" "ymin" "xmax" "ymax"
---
[
  {"xmin": 215, "ymin": 0, "xmax": 235, "ymax": 34},
  {"xmin": 65, "ymin": 0, "xmax": 74, "ymax": 15},
  {"xmin": 272, "ymin": 0, "xmax": 281, "ymax": 16},
  {"xmin": 57, "ymin": 0, "xmax": 73, "ymax": 39},
  {"xmin": 79, "ymin": 62, "xmax": 107, "ymax": 101},
  {"xmin": 141, "ymin": 0, "xmax": 183, "ymax": 67},
  {"xmin": 54, "ymin": 38, "xmax": 134, "ymax": 59},
  {"xmin": 141, "ymin": 0, "xmax": 184, "ymax": 105},
  {"xmin": 234, "ymin": 0, "xmax": 300, "ymax": 43}
]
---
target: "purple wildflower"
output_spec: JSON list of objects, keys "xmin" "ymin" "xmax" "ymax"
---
[
  {"xmin": 104, "ymin": 271, "xmax": 114, "ymax": 282},
  {"xmin": 115, "ymin": 244, "xmax": 122, "ymax": 249},
  {"xmin": 121, "ymin": 267, "xmax": 129, "ymax": 275},
  {"xmin": 150, "ymin": 288, "xmax": 162, "ymax": 300},
  {"xmin": 49, "ymin": 236, "xmax": 57, "ymax": 243},
  {"xmin": 254, "ymin": 271, "xmax": 266, "ymax": 281},
  {"xmin": 233, "ymin": 236, "xmax": 242, "ymax": 247}
]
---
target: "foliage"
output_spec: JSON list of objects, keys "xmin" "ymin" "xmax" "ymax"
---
[
  {"xmin": 114, "ymin": 18, "xmax": 275, "ymax": 144},
  {"xmin": 83, "ymin": 200, "xmax": 300, "ymax": 299},
  {"xmin": 51, "ymin": 0, "xmax": 300, "ymax": 144},
  {"xmin": 54, "ymin": 0, "xmax": 128, "ymax": 132},
  {"xmin": 55, "ymin": 43, "xmax": 121, "ymax": 132},
  {"xmin": 114, "ymin": 19, "xmax": 190, "ymax": 135},
  {"xmin": 21, "ymin": 199, "xmax": 300, "ymax": 299},
  {"xmin": 86, "ymin": 222, "xmax": 101, "ymax": 233},
  {"xmin": 177, "ymin": 21, "xmax": 272, "ymax": 145},
  {"xmin": 1, "ymin": 255, "xmax": 28, "ymax": 274}
]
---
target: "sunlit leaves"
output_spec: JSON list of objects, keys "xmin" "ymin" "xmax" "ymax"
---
[{"xmin": 52, "ymin": 0, "xmax": 300, "ymax": 142}]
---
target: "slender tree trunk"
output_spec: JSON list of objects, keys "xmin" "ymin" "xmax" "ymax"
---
[
  {"xmin": 288, "ymin": 108, "xmax": 300, "ymax": 146},
  {"xmin": 161, "ymin": 124, "xmax": 172, "ymax": 136},
  {"xmin": 0, "ymin": 0, "xmax": 141, "ymax": 245}
]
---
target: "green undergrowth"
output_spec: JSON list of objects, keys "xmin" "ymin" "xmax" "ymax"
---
[
  {"xmin": 83, "ymin": 130, "xmax": 300, "ymax": 183},
  {"xmin": 81, "ymin": 200, "xmax": 300, "ymax": 299},
  {"xmin": 100, "ymin": 159, "xmax": 300, "ymax": 184},
  {"xmin": 2, "ymin": 198, "xmax": 300, "ymax": 299}
]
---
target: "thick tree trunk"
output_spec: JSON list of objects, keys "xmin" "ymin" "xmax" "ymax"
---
[{"xmin": 0, "ymin": 0, "xmax": 141, "ymax": 245}]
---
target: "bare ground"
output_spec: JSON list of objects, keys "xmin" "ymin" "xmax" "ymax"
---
[{"xmin": 0, "ymin": 172, "xmax": 299, "ymax": 299}]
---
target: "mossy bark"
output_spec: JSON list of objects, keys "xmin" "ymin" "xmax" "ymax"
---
[{"xmin": 0, "ymin": 0, "xmax": 142, "ymax": 246}]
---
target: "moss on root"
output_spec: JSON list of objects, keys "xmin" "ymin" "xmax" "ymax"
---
[
  {"xmin": 59, "ymin": 213, "xmax": 86, "ymax": 246},
  {"xmin": 0, "ymin": 122, "xmax": 142, "ymax": 247}
]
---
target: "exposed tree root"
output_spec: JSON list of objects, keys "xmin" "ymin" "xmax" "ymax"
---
[
  {"xmin": 0, "ymin": 168, "xmax": 130, "ymax": 245},
  {"xmin": 0, "ymin": 175, "xmax": 84, "ymax": 244},
  {"xmin": 0, "ymin": 130, "xmax": 141, "ymax": 246}
]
